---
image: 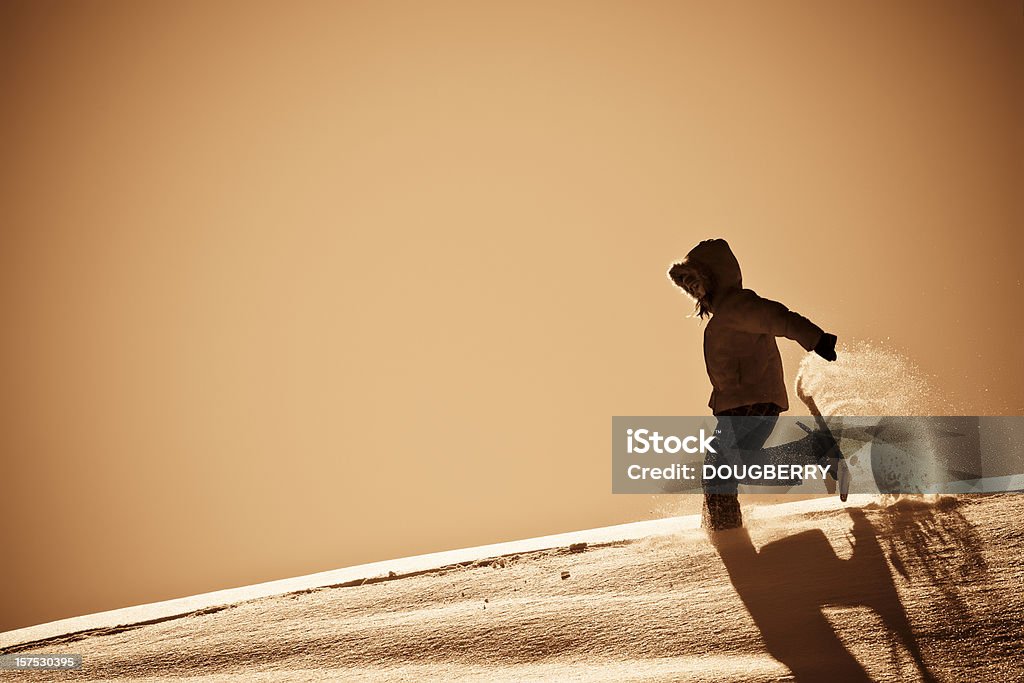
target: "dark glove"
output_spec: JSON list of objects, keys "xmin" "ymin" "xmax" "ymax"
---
[{"xmin": 814, "ymin": 333, "xmax": 838, "ymax": 362}]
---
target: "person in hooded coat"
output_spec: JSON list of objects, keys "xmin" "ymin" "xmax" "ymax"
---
[{"xmin": 668, "ymin": 239, "xmax": 837, "ymax": 530}]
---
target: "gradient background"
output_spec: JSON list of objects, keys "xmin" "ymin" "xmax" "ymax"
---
[{"xmin": 1, "ymin": 0, "xmax": 1021, "ymax": 632}]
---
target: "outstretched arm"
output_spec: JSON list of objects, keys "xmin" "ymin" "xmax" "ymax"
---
[{"xmin": 719, "ymin": 291, "xmax": 834, "ymax": 358}]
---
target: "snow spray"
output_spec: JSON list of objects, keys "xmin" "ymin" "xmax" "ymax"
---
[{"xmin": 795, "ymin": 341, "xmax": 959, "ymax": 505}]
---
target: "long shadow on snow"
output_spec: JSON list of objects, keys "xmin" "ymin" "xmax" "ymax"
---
[{"xmin": 710, "ymin": 506, "xmax": 939, "ymax": 683}]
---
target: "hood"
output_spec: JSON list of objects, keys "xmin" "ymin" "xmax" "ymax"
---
[{"xmin": 684, "ymin": 238, "xmax": 742, "ymax": 295}]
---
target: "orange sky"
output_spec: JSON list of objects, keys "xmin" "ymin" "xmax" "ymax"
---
[{"xmin": 1, "ymin": 0, "xmax": 1021, "ymax": 632}]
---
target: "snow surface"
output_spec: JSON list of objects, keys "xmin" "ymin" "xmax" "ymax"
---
[{"xmin": 2, "ymin": 494, "xmax": 1021, "ymax": 682}]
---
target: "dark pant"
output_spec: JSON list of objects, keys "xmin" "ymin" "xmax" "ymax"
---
[
  {"xmin": 704, "ymin": 403, "xmax": 783, "ymax": 495},
  {"xmin": 702, "ymin": 403, "xmax": 782, "ymax": 530}
]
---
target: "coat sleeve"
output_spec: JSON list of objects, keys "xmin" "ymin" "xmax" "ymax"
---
[{"xmin": 718, "ymin": 290, "xmax": 824, "ymax": 351}]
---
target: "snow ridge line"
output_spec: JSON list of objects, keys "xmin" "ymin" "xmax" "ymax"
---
[{"xmin": 0, "ymin": 496, "xmax": 852, "ymax": 650}]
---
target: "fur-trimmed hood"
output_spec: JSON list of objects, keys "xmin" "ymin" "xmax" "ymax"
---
[{"xmin": 669, "ymin": 238, "xmax": 743, "ymax": 313}]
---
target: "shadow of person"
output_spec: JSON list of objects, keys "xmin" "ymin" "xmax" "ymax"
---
[
  {"xmin": 710, "ymin": 508, "xmax": 936, "ymax": 682},
  {"xmin": 875, "ymin": 496, "xmax": 988, "ymax": 622}
]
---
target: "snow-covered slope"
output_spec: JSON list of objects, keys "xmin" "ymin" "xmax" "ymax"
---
[{"xmin": 2, "ymin": 494, "xmax": 1021, "ymax": 682}]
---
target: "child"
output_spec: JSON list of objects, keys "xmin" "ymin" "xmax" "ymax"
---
[{"xmin": 668, "ymin": 238, "xmax": 837, "ymax": 530}]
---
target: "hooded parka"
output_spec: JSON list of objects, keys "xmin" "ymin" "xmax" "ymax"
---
[{"xmin": 678, "ymin": 239, "xmax": 825, "ymax": 413}]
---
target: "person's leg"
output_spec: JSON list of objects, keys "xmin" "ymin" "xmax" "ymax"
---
[
  {"xmin": 703, "ymin": 408, "xmax": 746, "ymax": 530},
  {"xmin": 703, "ymin": 404, "xmax": 781, "ymax": 530}
]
